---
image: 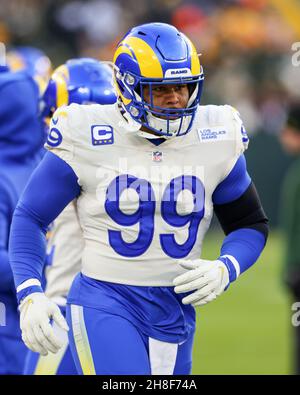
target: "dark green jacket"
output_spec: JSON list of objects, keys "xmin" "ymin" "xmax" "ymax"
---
[{"xmin": 280, "ymin": 157, "xmax": 300, "ymax": 276}]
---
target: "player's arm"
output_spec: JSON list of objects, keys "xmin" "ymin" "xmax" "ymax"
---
[
  {"xmin": 213, "ymin": 154, "xmax": 268, "ymax": 276},
  {"xmin": 174, "ymin": 154, "xmax": 268, "ymax": 307},
  {"xmin": 9, "ymin": 151, "xmax": 80, "ymax": 354},
  {"xmin": 10, "ymin": 104, "xmax": 78, "ymax": 298}
]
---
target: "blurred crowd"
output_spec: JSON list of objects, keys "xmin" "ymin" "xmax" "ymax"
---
[{"xmin": 0, "ymin": 0, "xmax": 300, "ymax": 136}]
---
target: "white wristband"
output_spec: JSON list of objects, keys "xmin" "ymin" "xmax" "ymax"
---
[
  {"xmin": 17, "ymin": 278, "xmax": 41, "ymax": 293},
  {"xmin": 220, "ymin": 255, "xmax": 240, "ymax": 279}
]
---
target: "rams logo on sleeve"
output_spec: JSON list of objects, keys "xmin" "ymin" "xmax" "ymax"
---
[
  {"xmin": 46, "ymin": 111, "xmax": 68, "ymax": 148},
  {"xmin": 46, "ymin": 126, "xmax": 63, "ymax": 147},
  {"xmin": 231, "ymin": 106, "xmax": 249, "ymax": 149}
]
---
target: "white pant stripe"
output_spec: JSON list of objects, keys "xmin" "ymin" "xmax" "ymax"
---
[
  {"xmin": 70, "ymin": 304, "xmax": 96, "ymax": 375},
  {"xmin": 149, "ymin": 337, "xmax": 178, "ymax": 375}
]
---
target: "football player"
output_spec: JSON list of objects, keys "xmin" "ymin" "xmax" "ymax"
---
[
  {"xmin": 9, "ymin": 23, "xmax": 268, "ymax": 375},
  {"xmin": 23, "ymin": 58, "xmax": 116, "ymax": 375},
  {"xmin": 0, "ymin": 54, "xmax": 46, "ymax": 374}
]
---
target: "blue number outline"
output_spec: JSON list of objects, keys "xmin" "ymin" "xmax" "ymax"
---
[
  {"xmin": 160, "ymin": 175, "xmax": 205, "ymax": 258},
  {"xmin": 105, "ymin": 174, "xmax": 156, "ymax": 257},
  {"xmin": 105, "ymin": 174, "xmax": 205, "ymax": 259}
]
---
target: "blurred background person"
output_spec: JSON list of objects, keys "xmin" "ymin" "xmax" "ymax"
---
[
  {"xmin": 279, "ymin": 103, "xmax": 300, "ymax": 375},
  {"xmin": 0, "ymin": 48, "xmax": 49, "ymax": 374}
]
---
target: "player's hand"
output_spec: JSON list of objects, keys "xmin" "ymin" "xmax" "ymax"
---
[
  {"xmin": 173, "ymin": 259, "xmax": 230, "ymax": 307},
  {"xmin": 19, "ymin": 292, "xmax": 69, "ymax": 356}
]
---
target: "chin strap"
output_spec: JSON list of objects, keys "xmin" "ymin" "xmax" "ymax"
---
[
  {"xmin": 146, "ymin": 112, "xmax": 181, "ymax": 138},
  {"xmin": 117, "ymin": 103, "xmax": 166, "ymax": 139},
  {"xmin": 116, "ymin": 101, "xmax": 187, "ymax": 139},
  {"xmin": 117, "ymin": 104, "xmax": 141, "ymax": 132}
]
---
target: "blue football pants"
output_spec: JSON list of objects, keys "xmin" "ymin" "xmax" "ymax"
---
[
  {"xmin": 66, "ymin": 304, "xmax": 194, "ymax": 375},
  {"xmin": 23, "ymin": 320, "xmax": 77, "ymax": 375}
]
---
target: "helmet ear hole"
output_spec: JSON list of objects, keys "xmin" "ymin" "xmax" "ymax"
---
[
  {"xmin": 134, "ymin": 84, "xmax": 141, "ymax": 97},
  {"xmin": 188, "ymin": 83, "xmax": 196, "ymax": 97}
]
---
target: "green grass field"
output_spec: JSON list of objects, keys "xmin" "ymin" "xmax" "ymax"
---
[{"xmin": 191, "ymin": 230, "xmax": 293, "ymax": 375}]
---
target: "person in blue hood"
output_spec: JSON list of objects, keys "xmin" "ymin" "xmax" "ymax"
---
[{"xmin": 0, "ymin": 63, "xmax": 46, "ymax": 374}]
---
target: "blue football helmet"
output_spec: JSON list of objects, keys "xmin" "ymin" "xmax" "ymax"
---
[
  {"xmin": 7, "ymin": 46, "xmax": 52, "ymax": 94},
  {"xmin": 40, "ymin": 57, "xmax": 116, "ymax": 120},
  {"xmin": 113, "ymin": 23, "xmax": 204, "ymax": 138}
]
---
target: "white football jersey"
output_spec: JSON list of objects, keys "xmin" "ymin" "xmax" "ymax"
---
[
  {"xmin": 44, "ymin": 201, "xmax": 83, "ymax": 305},
  {"xmin": 45, "ymin": 103, "xmax": 247, "ymax": 286}
]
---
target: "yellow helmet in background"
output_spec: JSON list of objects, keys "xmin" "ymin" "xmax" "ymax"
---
[{"xmin": 7, "ymin": 46, "xmax": 52, "ymax": 95}]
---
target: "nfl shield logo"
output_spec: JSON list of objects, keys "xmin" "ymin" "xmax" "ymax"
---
[{"xmin": 152, "ymin": 151, "xmax": 163, "ymax": 162}]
